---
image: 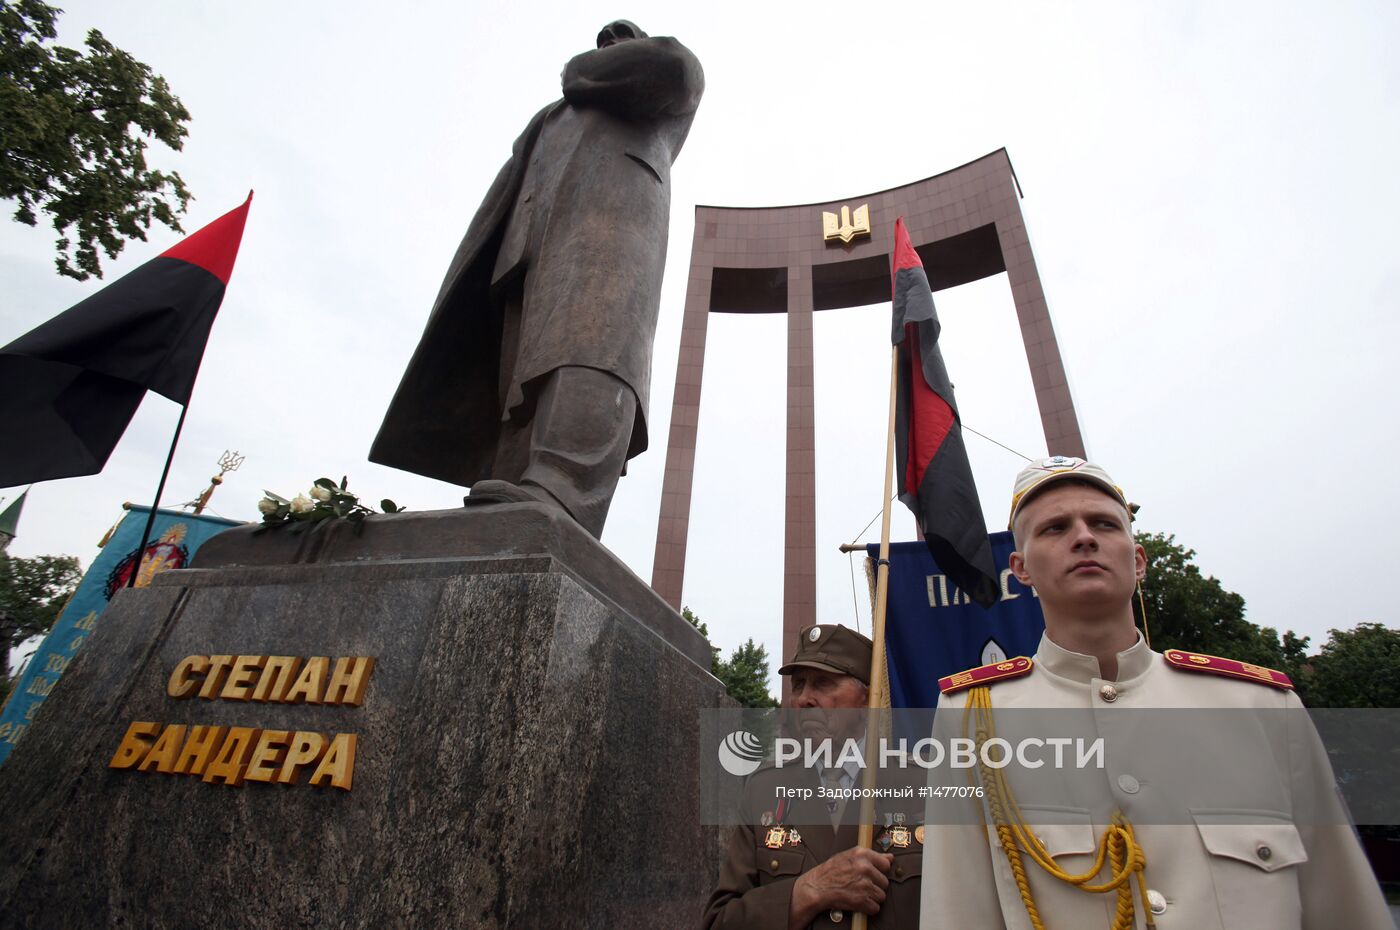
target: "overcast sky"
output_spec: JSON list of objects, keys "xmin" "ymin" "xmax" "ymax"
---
[{"xmin": 3, "ymin": 0, "xmax": 1397, "ymax": 695}]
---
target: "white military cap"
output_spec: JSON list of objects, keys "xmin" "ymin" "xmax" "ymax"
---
[{"xmin": 1008, "ymin": 455, "xmax": 1133, "ymax": 530}]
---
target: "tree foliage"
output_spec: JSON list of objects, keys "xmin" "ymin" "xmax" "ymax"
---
[
  {"xmin": 1300, "ymin": 623, "xmax": 1400, "ymax": 708},
  {"xmin": 718, "ymin": 639, "xmax": 781, "ymax": 709},
  {"xmin": 684, "ymin": 606, "xmax": 779, "ymax": 709},
  {"xmin": 1, "ymin": 0, "xmax": 191, "ymax": 280},
  {"xmin": 0, "ymin": 552, "xmax": 81, "ymax": 678},
  {"xmin": 1133, "ymin": 532, "xmax": 1400, "ymax": 708},
  {"xmin": 1133, "ymin": 532, "xmax": 1308, "ymax": 678}
]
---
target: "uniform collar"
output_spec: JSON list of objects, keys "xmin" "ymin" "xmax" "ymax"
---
[
  {"xmin": 1035, "ymin": 629, "xmax": 1154, "ymax": 684},
  {"xmin": 820, "ymin": 737, "xmax": 865, "ymax": 788}
]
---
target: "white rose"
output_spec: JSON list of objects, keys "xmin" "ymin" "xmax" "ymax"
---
[
  {"xmin": 310, "ymin": 485, "xmax": 332, "ymax": 502},
  {"xmin": 290, "ymin": 494, "xmax": 314, "ymax": 514},
  {"xmin": 257, "ymin": 497, "xmax": 280, "ymax": 515}
]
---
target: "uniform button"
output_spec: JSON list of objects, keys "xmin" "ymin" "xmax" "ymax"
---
[
  {"xmin": 1147, "ymin": 889, "xmax": 1167, "ymax": 914},
  {"xmin": 895, "ymin": 865, "xmax": 904, "ymax": 878},
  {"xmin": 1117, "ymin": 774, "xmax": 1140, "ymax": 794},
  {"xmin": 1257, "ymin": 844, "xmax": 1272, "ymax": 862},
  {"xmin": 830, "ymin": 910, "xmax": 845, "ymax": 923},
  {"xmin": 769, "ymin": 859, "xmax": 779, "ymax": 870},
  {"xmin": 1099, "ymin": 684, "xmax": 1118, "ymax": 702}
]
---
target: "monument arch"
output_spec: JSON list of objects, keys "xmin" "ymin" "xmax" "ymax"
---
[{"xmin": 651, "ymin": 149, "xmax": 1085, "ymax": 657}]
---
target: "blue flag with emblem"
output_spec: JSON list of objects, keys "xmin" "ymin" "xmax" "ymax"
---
[
  {"xmin": 869, "ymin": 532, "xmax": 1046, "ymax": 709},
  {"xmin": 0, "ymin": 505, "xmax": 238, "ymax": 765}
]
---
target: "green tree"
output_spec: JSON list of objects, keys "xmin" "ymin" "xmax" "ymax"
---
[
  {"xmin": 1133, "ymin": 532, "xmax": 1307, "ymax": 678},
  {"xmin": 1, "ymin": 0, "xmax": 191, "ymax": 280},
  {"xmin": 684, "ymin": 606, "xmax": 779, "ymax": 708},
  {"xmin": 1299, "ymin": 623, "xmax": 1400, "ymax": 708},
  {"xmin": 0, "ymin": 552, "xmax": 81, "ymax": 680},
  {"xmin": 718, "ymin": 639, "xmax": 780, "ymax": 709}
]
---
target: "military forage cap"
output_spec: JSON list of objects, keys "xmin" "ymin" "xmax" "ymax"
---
[
  {"xmin": 1008, "ymin": 455, "xmax": 1134, "ymax": 531},
  {"xmin": 778, "ymin": 624, "xmax": 874, "ymax": 685}
]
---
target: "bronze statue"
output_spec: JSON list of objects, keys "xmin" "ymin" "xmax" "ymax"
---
[{"xmin": 371, "ymin": 20, "xmax": 704, "ymax": 538}]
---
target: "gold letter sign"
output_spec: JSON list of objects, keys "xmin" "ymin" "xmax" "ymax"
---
[
  {"xmin": 111, "ymin": 654, "xmax": 375, "ymax": 791},
  {"xmin": 821, "ymin": 204, "xmax": 871, "ymax": 244}
]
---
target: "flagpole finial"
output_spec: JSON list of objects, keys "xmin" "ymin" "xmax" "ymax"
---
[{"xmin": 187, "ymin": 449, "xmax": 246, "ymax": 515}]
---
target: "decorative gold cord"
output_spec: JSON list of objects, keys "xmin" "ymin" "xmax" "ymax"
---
[
  {"xmin": 1136, "ymin": 582, "xmax": 1152, "ymax": 651},
  {"xmin": 964, "ymin": 687, "xmax": 1154, "ymax": 930}
]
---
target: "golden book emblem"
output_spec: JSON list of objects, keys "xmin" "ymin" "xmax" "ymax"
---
[{"xmin": 822, "ymin": 204, "xmax": 871, "ymax": 243}]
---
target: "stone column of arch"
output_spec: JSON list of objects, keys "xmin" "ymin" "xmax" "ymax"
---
[{"xmin": 652, "ymin": 149, "xmax": 1084, "ymax": 678}]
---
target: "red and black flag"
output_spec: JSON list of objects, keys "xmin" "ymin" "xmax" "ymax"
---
[
  {"xmin": 891, "ymin": 216, "xmax": 998, "ymax": 608},
  {"xmin": 0, "ymin": 194, "xmax": 252, "ymax": 488}
]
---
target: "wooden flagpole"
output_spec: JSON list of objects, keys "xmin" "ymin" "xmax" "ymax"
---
[{"xmin": 851, "ymin": 344, "xmax": 900, "ymax": 930}]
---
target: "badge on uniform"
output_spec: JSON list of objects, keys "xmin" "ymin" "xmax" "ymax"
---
[
  {"xmin": 889, "ymin": 826, "xmax": 911, "ymax": 849},
  {"xmin": 760, "ymin": 811, "xmax": 774, "ymax": 826},
  {"xmin": 876, "ymin": 831, "xmax": 893, "ymax": 851},
  {"xmin": 764, "ymin": 826, "xmax": 787, "ymax": 849},
  {"xmin": 914, "ymin": 824, "xmax": 925, "ymax": 845},
  {"xmin": 788, "ymin": 828, "xmax": 803, "ymax": 846}
]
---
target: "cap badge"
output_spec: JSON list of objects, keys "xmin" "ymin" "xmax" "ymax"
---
[{"xmin": 808, "ymin": 628, "xmax": 821, "ymax": 642}]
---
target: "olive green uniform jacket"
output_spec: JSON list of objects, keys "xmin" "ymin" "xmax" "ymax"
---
[{"xmin": 704, "ymin": 763, "xmax": 923, "ymax": 930}]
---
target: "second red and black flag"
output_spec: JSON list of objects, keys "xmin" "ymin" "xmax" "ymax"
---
[{"xmin": 891, "ymin": 216, "xmax": 998, "ymax": 608}]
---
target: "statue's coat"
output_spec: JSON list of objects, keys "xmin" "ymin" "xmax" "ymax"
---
[{"xmin": 371, "ymin": 36, "xmax": 704, "ymax": 486}]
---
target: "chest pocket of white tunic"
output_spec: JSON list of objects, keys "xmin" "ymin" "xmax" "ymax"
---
[
  {"xmin": 1192, "ymin": 815, "xmax": 1308, "ymax": 871},
  {"xmin": 1018, "ymin": 806, "xmax": 1098, "ymax": 861},
  {"xmin": 1193, "ymin": 813, "xmax": 1307, "ymax": 928}
]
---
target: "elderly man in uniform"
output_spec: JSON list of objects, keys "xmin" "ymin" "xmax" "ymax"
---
[
  {"xmin": 704, "ymin": 624, "xmax": 923, "ymax": 929},
  {"xmin": 919, "ymin": 456, "xmax": 1390, "ymax": 929}
]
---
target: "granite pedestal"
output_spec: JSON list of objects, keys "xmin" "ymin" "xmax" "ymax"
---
[{"xmin": 0, "ymin": 504, "xmax": 727, "ymax": 928}]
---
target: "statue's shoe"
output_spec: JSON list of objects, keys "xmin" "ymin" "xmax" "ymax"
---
[{"xmin": 464, "ymin": 479, "xmax": 555, "ymax": 507}]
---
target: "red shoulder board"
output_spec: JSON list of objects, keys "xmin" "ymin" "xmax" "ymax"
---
[
  {"xmin": 1163, "ymin": 650, "xmax": 1294, "ymax": 691},
  {"xmin": 939, "ymin": 657, "xmax": 1034, "ymax": 695}
]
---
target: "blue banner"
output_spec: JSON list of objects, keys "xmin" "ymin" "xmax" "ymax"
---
[
  {"xmin": 869, "ymin": 532, "xmax": 1045, "ymax": 709},
  {"xmin": 0, "ymin": 506, "xmax": 239, "ymax": 765}
]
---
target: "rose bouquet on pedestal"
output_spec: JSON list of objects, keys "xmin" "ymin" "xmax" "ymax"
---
[{"xmin": 257, "ymin": 477, "xmax": 400, "ymax": 534}]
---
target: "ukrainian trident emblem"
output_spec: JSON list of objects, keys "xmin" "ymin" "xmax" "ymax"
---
[{"xmin": 821, "ymin": 204, "xmax": 871, "ymax": 244}]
